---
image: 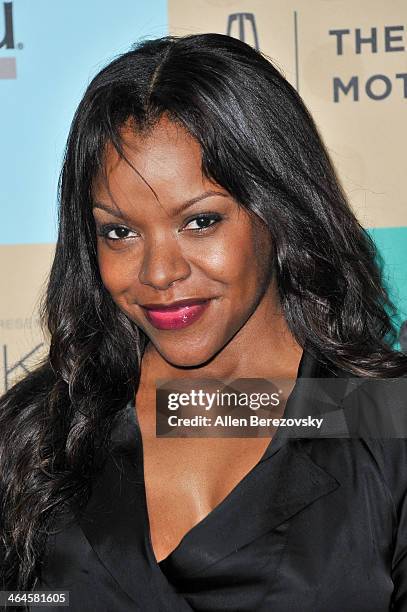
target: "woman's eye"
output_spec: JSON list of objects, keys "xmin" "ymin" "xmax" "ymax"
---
[
  {"xmin": 98, "ymin": 225, "xmax": 137, "ymax": 241},
  {"xmin": 184, "ymin": 214, "xmax": 222, "ymax": 232},
  {"xmin": 97, "ymin": 214, "xmax": 222, "ymax": 241}
]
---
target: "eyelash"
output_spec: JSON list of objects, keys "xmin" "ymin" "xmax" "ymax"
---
[{"xmin": 96, "ymin": 213, "xmax": 223, "ymax": 242}]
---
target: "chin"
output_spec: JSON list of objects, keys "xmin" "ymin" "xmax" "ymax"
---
[{"xmin": 156, "ymin": 340, "xmax": 220, "ymax": 369}]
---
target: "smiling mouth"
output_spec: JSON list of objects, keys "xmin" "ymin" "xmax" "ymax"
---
[{"xmin": 141, "ymin": 299, "xmax": 212, "ymax": 330}]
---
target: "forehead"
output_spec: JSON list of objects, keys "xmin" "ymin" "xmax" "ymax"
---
[{"xmin": 93, "ymin": 116, "xmax": 209, "ymax": 200}]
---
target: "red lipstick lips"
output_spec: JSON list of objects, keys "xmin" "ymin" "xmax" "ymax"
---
[{"xmin": 141, "ymin": 298, "xmax": 211, "ymax": 330}]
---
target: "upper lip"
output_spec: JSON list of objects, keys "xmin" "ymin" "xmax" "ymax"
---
[{"xmin": 141, "ymin": 297, "xmax": 211, "ymax": 310}]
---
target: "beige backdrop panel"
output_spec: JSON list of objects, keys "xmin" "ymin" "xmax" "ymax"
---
[
  {"xmin": 0, "ymin": 244, "xmax": 54, "ymax": 395},
  {"xmin": 169, "ymin": 0, "xmax": 407, "ymax": 229}
]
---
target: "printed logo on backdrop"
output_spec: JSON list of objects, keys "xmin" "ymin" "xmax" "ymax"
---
[
  {"xmin": 0, "ymin": 342, "xmax": 45, "ymax": 392},
  {"xmin": 329, "ymin": 25, "xmax": 407, "ymax": 102},
  {"xmin": 0, "ymin": 316, "xmax": 44, "ymax": 393},
  {"xmin": 226, "ymin": 11, "xmax": 300, "ymax": 91},
  {"xmin": 1, "ymin": 343, "xmax": 44, "ymax": 392},
  {"xmin": 0, "ymin": 2, "xmax": 22, "ymax": 79},
  {"xmin": 226, "ymin": 13, "xmax": 259, "ymax": 51},
  {"xmin": 224, "ymin": 11, "xmax": 407, "ymax": 103}
]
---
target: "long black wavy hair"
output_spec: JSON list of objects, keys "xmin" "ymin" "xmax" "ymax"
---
[{"xmin": 1, "ymin": 32, "xmax": 407, "ymax": 593}]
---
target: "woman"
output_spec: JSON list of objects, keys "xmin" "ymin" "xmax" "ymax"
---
[{"xmin": 1, "ymin": 32, "xmax": 407, "ymax": 611}]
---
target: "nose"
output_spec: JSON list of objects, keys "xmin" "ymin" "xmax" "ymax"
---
[{"xmin": 138, "ymin": 235, "xmax": 191, "ymax": 290}]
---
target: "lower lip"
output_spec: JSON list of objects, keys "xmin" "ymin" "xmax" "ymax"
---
[{"xmin": 143, "ymin": 300, "xmax": 211, "ymax": 330}]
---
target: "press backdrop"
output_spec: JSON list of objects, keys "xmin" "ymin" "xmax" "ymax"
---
[{"xmin": 1, "ymin": 0, "xmax": 406, "ymax": 393}]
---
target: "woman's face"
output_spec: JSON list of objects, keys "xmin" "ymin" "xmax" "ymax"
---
[{"xmin": 92, "ymin": 116, "xmax": 275, "ymax": 367}]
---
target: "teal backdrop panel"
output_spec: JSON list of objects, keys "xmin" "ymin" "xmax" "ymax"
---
[
  {"xmin": 0, "ymin": 0, "xmax": 168, "ymax": 245},
  {"xmin": 368, "ymin": 227, "xmax": 407, "ymax": 343}
]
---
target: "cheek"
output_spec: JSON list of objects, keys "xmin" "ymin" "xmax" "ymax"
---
[
  {"xmin": 97, "ymin": 247, "xmax": 133, "ymax": 296},
  {"xmin": 250, "ymin": 221, "xmax": 274, "ymax": 276},
  {"xmin": 195, "ymin": 224, "xmax": 271, "ymax": 289}
]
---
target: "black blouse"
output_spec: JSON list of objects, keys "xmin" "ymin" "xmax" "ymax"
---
[{"xmin": 34, "ymin": 349, "xmax": 407, "ymax": 611}]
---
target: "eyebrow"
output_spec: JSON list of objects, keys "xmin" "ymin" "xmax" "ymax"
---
[{"xmin": 92, "ymin": 190, "xmax": 229, "ymax": 220}]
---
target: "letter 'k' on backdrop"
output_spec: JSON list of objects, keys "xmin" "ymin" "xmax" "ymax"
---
[{"xmin": 1, "ymin": 0, "xmax": 406, "ymax": 393}]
